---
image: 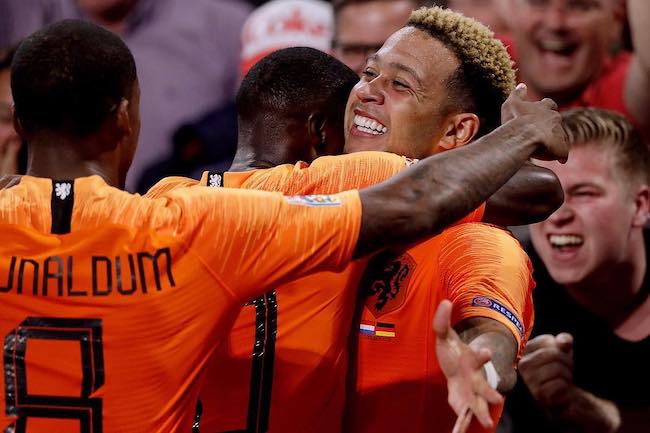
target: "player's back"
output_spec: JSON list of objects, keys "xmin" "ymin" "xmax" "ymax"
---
[
  {"xmin": 0, "ymin": 175, "xmax": 361, "ymax": 433},
  {"xmin": 179, "ymin": 152, "xmax": 405, "ymax": 433}
]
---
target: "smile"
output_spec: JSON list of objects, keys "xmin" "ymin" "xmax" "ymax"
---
[
  {"xmin": 537, "ymin": 38, "xmax": 578, "ymax": 56},
  {"xmin": 549, "ymin": 234, "xmax": 583, "ymax": 248},
  {"xmin": 353, "ymin": 114, "xmax": 387, "ymax": 135}
]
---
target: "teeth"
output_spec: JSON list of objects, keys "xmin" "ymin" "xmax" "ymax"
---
[
  {"xmin": 357, "ymin": 126, "xmax": 380, "ymax": 135},
  {"xmin": 549, "ymin": 234, "xmax": 583, "ymax": 247},
  {"xmin": 354, "ymin": 114, "xmax": 387, "ymax": 134},
  {"xmin": 539, "ymin": 39, "xmax": 574, "ymax": 52}
]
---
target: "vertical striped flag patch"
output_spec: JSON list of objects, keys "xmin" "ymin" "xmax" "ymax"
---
[{"xmin": 359, "ymin": 320, "xmax": 396, "ymax": 338}]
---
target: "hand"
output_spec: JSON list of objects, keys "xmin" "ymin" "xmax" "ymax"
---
[
  {"xmin": 433, "ymin": 300, "xmax": 503, "ymax": 433},
  {"xmin": 501, "ymin": 83, "xmax": 569, "ymax": 163},
  {"xmin": 518, "ymin": 333, "xmax": 575, "ymax": 411},
  {"xmin": 520, "ymin": 334, "xmax": 622, "ymax": 433}
]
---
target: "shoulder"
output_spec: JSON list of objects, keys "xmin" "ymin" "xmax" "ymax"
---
[
  {"xmin": 442, "ymin": 223, "xmax": 522, "ymax": 247},
  {"xmin": 592, "ymin": 51, "xmax": 633, "ymax": 89},
  {"xmin": 312, "ymin": 151, "xmax": 407, "ymax": 167},
  {"xmin": 144, "ymin": 176, "xmax": 200, "ymax": 199},
  {"xmin": 439, "ymin": 223, "xmax": 530, "ymax": 267}
]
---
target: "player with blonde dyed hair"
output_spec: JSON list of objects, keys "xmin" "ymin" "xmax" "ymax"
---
[
  {"xmin": 408, "ymin": 5, "xmax": 516, "ymax": 136},
  {"xmin": 344, "ymin": 6, "xmax": 550, "ymax": 433}
]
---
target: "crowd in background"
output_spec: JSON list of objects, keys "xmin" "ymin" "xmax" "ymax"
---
[{"xmin": 0, "ymin": 1, "xmax": 648, "ymax": 432}]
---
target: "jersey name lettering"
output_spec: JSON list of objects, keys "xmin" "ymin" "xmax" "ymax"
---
[{"xmin": 0, "ymin": 247, "xmax": 175, "ymax": 297}]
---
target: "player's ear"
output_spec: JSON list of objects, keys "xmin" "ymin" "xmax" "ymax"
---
[
  {"xmin": 437, "ymin": 113, "xmax": 480, "ymax": 151},
  {"xmin": 308, "ymin": 112, "xmax": 327, "ymax": 152},
  {"xmin": 631, "ymin": 184, "xmax": 649, "ymax": 228},
  {"xmin": 115, "ymin": 99, "xmax": 132, "ymax": 135},
  {"xmin": 95, "ymin": 98, "xmax": 131, "ymax": 152},
  {"xmin": 11, "ymin": 105, "xmax": 26, "ymax": 140}
]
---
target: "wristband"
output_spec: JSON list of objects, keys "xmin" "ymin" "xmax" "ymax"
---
[{"xmin": 483, "ymin": 361, "xmax": 500, "ymax": 389}]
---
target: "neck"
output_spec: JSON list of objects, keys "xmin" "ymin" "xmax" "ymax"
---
[
  {"xmin": 566, "ymin": 232, "xmax": 647, "ymax": 326},
  {"xmin": 231, "ymin": 123, "xmax": 307, "ymax": 172},
  {"xmin": 229, "ymin": 144, "xmax": 272, "ymax": 172},
  {"xmin": 26, "ymin": 136, "xmax": 122, "ymax": 188}
]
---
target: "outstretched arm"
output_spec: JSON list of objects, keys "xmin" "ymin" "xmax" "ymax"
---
[
  {"xmin": 624, "ymin": 0, "xmax": 650, "ymax": 137},
  {"xmin": 354, "ymin": 86, "xmax": 567, "ymax": 257},
  {"xmin": 483, "ymin": 162, "xmax": 563, "ymax": 226},
  {"xmin": 434, "ymin": 301, "xmax": 512, "ymax": 433}
]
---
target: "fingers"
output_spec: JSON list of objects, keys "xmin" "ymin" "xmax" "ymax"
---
[
  {"xmin": 556, "ymin": 333, "xmax": 573, "ymax": 353},
  {"xmin": 520, "ymin": 346, "xmax": 573, "ymax": 376},
  {"xmin": 472, "ymin": 347, "xmax": 492, "ymax": 369},
  {"xmin": 471, "ymin": 395, "xmax": 494, "ymax": 429},
  {"xmin": 479, "ymin": 380, "xmax": 504, "ymax": 406},
  {"xmin": 433, "ymin": 299, "xmax": 453, "ymax": 340},
  {"xmin": 513, "ymin": 82, "xmax": 527, "ymax": 98},
  {"xmin": 519, "ymin": 340, "xmax": 574, "ymax": 408},
  {"xmin": 452, "ymin": 406, "xmax": 472, "ymax": 433},
  {"xmin": 523, "ymin": 334, "xmax": 556, "ymax": 354},
  {"xmin": 540, "ymin": 97, "xmax": 558, "ymax": 111},
  {"xmin": 532, "ymin": 376, "xmax": 573, "ymax": 407},
  {"xmin": 521, "ymin": 355, "xmax": 573, "ymax": 386}
]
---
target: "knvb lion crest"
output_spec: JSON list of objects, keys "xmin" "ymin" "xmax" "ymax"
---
[
  {"xmin": 54, "ymin": 182, "xmax": 72, "ymax": 200},
  {"xmin": 208, "ymin": 173, "xmax": 222, "ymax": 188},
  {"xmin": 362, "ymin": 252, "xmax": 416, "ymax": 318}
]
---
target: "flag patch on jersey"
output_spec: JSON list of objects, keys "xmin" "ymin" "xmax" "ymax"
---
[
  {"xmin": 285, "ymin": 195, "xmax": 342, "ymax": 207},
  {"xmin": 471, "ymin": 297, "xmax": 525, "ymax": 337},
  {"xmin": 359, "ymin": 321, "xmax": 375, "ymax": 335},
  {"xmin": 359, "ymin": 320, "xmax": 396, "ymax": 338}
]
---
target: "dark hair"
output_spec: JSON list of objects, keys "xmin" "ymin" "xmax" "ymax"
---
[
  {"xmin": 0, "ymin": 44, "xmax": 18, "ymax": 72},
  {"xmin": 236, "ymin": 47, "xmax": 359, "ymax": 123},
  {"xmin": 408, "ymin": 7, "xmax": 515, "ymax": 138},
  {"xmin": 11, "ymin": 19, "xmax": 137, "ymax": 137}
]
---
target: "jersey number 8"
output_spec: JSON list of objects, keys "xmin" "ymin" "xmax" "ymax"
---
[{"xmin": 3, "ymin": 317, "xmax": 105, "ymax": 433}]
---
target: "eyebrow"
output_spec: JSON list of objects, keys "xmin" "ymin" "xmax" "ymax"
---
[
  {"xmin": 567, "ymin": 182, "xmax": 603, "ymax": 192},
  {"xmin": 367, "ymin": 54, "xmax": 424, "ymax": 89}
]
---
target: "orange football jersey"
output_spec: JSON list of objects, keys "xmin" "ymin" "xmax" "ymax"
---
[
  {"xmin": 145, "ymin": 151, "xmax": 485, "ymax": 433},
  {"xmin": 345, "ymin": 223, "xmax": 535, "ymax": 433},
  {"xmin": 0, "ymin": 175, "xmax": 361, "ymax": 433}
]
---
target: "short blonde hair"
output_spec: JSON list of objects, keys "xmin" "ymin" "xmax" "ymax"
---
[
  {"xmin": 563, "ymin": 108, "xmax": 649, "ymax": 186},
  {"xmin": 408, "ymin": 6, "xmax": 516, "ymax": 136}
]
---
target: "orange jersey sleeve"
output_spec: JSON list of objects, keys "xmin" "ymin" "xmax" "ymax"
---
[
  {"xmin": 197, "ymin": 151, "xmax": 410, "ymax": 193},
  {"xmin": 200, "ymin": 152, "xmax": 485, "ymax": 223},
  {"xmin": 145, "ymin": 176, "xmax": 199, "ymax": 198},
  {"xmin": 163, "ymin": 185, "xmax": 362, "ymax": 302},
  {"xmin": 438, "ymin": 223, "xmax": 535, "ymax": 354}
]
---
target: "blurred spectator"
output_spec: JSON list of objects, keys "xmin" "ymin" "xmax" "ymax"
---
[
  {"xmin": 331, "ymin": 0, "xmax": 513, "ymax": 75},
  {"xmin": 332, "ymin": 0, "xmax": 435, "ymax": 75},
  {"xmin": 502, "ymin": 108, "xmax": 650, "ymax": 433},
  {"xmin": 240, "ymin": 0, "xmax": 333, "ymax": 76},
  {"xmin": 148, "ymin": 0, "xmax": 335, "ymax": 189},
  {"xmin": 0, "ymin": 0, "xmax": 251, "ymax": 190},
  {"xmin": 507, "ymin": 0, "xmax": 650, "ymax": 137},
  {"xmin": 0, "ymin": 45, "xmax": 22, "ymax": 175},
  {"xmin": 137, "ymin": 101, "xmax": 238, "ymax": 192}
]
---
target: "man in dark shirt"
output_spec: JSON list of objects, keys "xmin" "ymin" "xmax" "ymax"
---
[{"xmin": 504, "ymin": 108, "xmax": 650, "ymax": 433}]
